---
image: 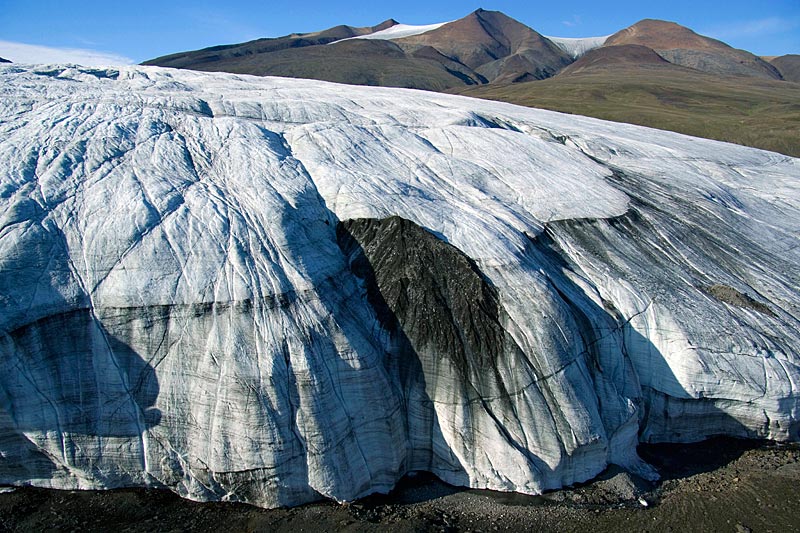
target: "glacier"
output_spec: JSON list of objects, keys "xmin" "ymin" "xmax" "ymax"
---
[
  {"xmin": 0, "ymin": 64, "xmax": 798, "ymax": 508},
  {"xmin": 543, "ymin": 35, "xmax": 610, "ymax": 59},
  {"xmin": 334, "ymin": 21, "xmax": 451, "ymax": 42}
]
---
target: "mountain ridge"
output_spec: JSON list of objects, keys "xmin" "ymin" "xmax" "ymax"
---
[
  {"xmin": 770, "ymin": 54, "xmax": 800, "ymax": 82},
  {"xmin": 604, "ymin": 18, "xmax": 782, "ymax": 80},
  {"xmin": 557, "ymin": 44, "xmax": 677, "ymax": 75},
  {"xmin": 393, "ymin": 9, "xmax": 572, "ymax": 82},
  {"xmin": 146, "ymin": 18, "xmax": 399, "ymax": 67},
  {"xmin": 144, "ymin": 9, "xmax": 575, "ymax": 87},
  {"xmin": 144, "ymin": 11, "xmax": 794, "ymax": 84}
]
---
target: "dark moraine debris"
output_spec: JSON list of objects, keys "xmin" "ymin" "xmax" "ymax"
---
[
  {"xmin": 702, "ymin": 284, "xmax": 776, "ymax": 317},
  {"xmin": 336, "ymin": 216, "xmax": 548, "ymax": 480},
  {"xmin": 337, "ymin": 216, "xmax": 518, "ymax": 485},
  {"xmin": 336, "ymin": 215, "xmax": 507, "ymax": 381}
]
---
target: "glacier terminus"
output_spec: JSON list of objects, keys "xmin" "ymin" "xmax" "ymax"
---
[{"xmin": 0, "ymin": 64, "xmax": 798, "ymax": 508}]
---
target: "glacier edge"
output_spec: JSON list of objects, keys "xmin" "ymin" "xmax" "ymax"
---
[{"xmin": 0, "ymin": 64, "xmax": 798, "ymax": 507}]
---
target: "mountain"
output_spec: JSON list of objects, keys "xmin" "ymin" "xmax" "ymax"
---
[
  {"xmin": 769, "ymin": 55, "xmax": 800, "ymax": 82},
  {"xmin": 1, "ymin": 64, "xmax": 799, "ymax": 508},
  {"xmin": 145, "ymin": 14, "xmax": 787, "ymax": 85},
  {"xmin": 556, "ymin": 44, "xmax": 677, "ymax": 75},
  {"xmin": 0, "ymin": 57, "xmax": 10, "ymax": 63},
  {"xmin": 146, "ymin": 19, "xmax": 397, "ymax": 67},
  {"xmin": 393, "ymin": 9, "xmax": 572, "ymax": 83},
  {"xmin": 145, "ymin": 10, "xmax": 572, "ymax": 88},
  {"xmin": 144, "ymin": 19, "xmax": 484, "ymax": 91},
  {"xmin": 176, "ymin": 37, "xmax": 485, "ymax": 91},
  {"xmin": 604, "ymin": 19, "xmax": 782, "ymax": 80}
]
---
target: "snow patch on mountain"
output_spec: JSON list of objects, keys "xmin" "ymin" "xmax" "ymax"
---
[
  {"xmin": 546, "ymin": 35, "xmax": 610, "ymax": 58},
  {"xmin": 335, "ymin": 21, "xmax": 451, "ymax": 42}
]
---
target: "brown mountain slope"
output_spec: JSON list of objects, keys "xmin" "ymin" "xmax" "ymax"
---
[
  {"xmin": 144, "ymin": 20, "xmax": 397, "ymax": 68},
  {"xmin": 144, "ymin": 10, "xmax": 573, "ymax": 88},
  {"xmin": 144, "ymin": 19, "xmax": 488, "ymax": 91},
  {"xmin": 606, "ymin": 19, "xmax": 727, "ymax": 50},
  {"xmin": 449, "ymin": 60, "xmax": 800, "ymax": 157},
  {"xmin": 557, "ymin": 44, "xmax": 675, "ymax": 75},
  {"xmin": 396, "ymin": 9, "xmax": 572, "ymax": 82},
  {"xmin": 769, "ymin": 55, "xmax": 800, "ymax": 82},
  {"xmin": 197, "ymin": 38, "xmax": 483, "ymax": 90},
  {"xmin": 605, "ymin": 19, "xmax": 781, "ymax": 80}
]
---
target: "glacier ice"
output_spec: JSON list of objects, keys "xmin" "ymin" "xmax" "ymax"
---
[
  {"xmin": 543, "ymin": 35, "xmax": 610, "ymax": 59},
  {"xmin": 333, "ymin": 21, "xmax": 451, "ymax": 43},
  {"xmin": 0, "ymin": 64, "xmax": 798, "ymax": 507}
]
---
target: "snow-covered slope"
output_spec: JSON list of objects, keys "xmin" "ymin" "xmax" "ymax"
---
[
  {"xmin": 546, "ymin": 35, "xmax": 609, "ymax": 58},
  {"xmin": 0, "ymin": 64, "xmax": 798, "ymax": 508},
  {"xmin": 335, "ymin": 21, "xmax": 450, "ymax": 42}
]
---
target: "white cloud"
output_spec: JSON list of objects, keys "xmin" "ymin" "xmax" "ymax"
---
[
  {"xmin": 702, "ymin": 17, "xmax": 799, "ymax": 40},
  {"xmin": 0, "ymin": 40, "xmax": 134, "ymax": 66},
  {"xmin": 562, "ymin": 15, "xmax": 582, "ymax": 28}
]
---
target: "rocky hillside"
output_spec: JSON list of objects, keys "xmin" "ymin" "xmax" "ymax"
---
[
  {"xmin": 604, "ymin": 19, "xmax": 782, "ymax": 79},
  {"xmin": 769, "ymin": 54, "xmax": 800, "ymax": 82},
  {"xmin": 144, "ymin": 10, "xmax": 572, "ymax": 90},
  {"xmin": 391, "ymin": 9, "xmax": 572, "ymax": 83},
  {"xmin": 145, "ymin": 11, "xmax": 792, "ymax": 87}
]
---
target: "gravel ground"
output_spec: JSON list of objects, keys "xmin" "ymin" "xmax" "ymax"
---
[{"xmin": 1, "ymin": 438, "xmax": 798, "ymax": 532}]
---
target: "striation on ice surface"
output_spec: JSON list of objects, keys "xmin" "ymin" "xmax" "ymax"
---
[{"xmin": 0, "ymin": 64, "xmax": 798, "ymax": 507}]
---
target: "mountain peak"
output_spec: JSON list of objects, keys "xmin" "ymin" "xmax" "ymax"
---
[
  {"xmin": 400, "ymin": 11, "xmax": 570, "ymax": 82},
  {"xmin": 374, "ymin": 18, "xmax": 399, "ymax": 31},
  {"xmin": 604, "ymin": 18, "xmax": 782, "ymax": 79},
  {"xmin": 606, "ymin": 19, "xmax": 729, "ymax": 51},
  {"xmin": 467, "ymin": 8, "xmax": 518, "ymax": 24}
]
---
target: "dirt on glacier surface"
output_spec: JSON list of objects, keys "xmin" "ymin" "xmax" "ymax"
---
[{"xmin": 0, "ymin": 437, "xmax": 798, "ymax": 533}]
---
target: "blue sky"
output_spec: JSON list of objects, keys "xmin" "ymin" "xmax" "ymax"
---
[{"xmin": 1, "ymin": 1, "xmax": 797, "ymax": 65}]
